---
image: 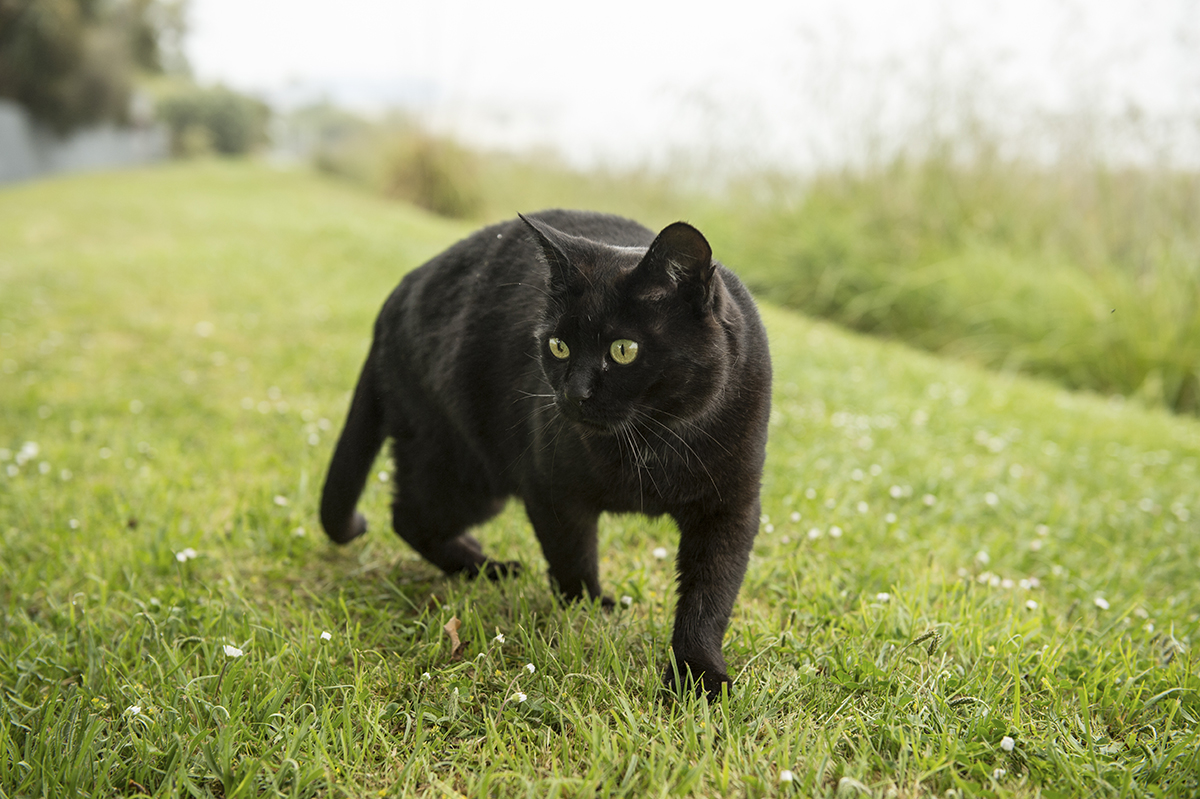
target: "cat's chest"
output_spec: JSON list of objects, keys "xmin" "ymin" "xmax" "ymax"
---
[{"xmin": 539, "ymin": 425, "xmax": 716, "ymax": 512}]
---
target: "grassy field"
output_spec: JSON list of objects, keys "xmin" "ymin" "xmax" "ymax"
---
[{"xmin": 1, "ymin": 162, "xmax": 1198, "ymax": 798}]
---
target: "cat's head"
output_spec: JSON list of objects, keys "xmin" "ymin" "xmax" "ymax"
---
[{"xmin": 521, "ymin": 214, "xmax": 740, "ymax": 432}]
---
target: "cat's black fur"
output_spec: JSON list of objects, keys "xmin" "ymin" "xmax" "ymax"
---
[{"xmin": 320, "ymin": 210, "xmax": 771, "ymax": 698}]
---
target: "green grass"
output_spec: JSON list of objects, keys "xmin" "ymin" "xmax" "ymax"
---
[{"xmin": 2, "ymin": 162, "xmax": 1199, "ymax": 798}]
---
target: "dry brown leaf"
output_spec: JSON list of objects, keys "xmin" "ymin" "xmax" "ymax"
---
[{"xmin": 443, "ymin": 616, "xmax": 466, "ymax": 660}]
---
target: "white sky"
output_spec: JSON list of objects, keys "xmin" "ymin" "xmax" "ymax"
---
[{"xmin": 187, "ymin": 0, "xmax": 1200, "ymax": 168}]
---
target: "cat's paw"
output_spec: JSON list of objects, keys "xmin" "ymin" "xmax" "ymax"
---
[
  {"xmin": 661, "ymin": 661, "xmax": 733, "ymax": 702},
  {"xmin": 469, "ymin": 559, "xmax": 522, "ymax": 581}
]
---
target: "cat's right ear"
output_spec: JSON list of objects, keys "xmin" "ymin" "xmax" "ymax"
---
[{"xmin": 519, "ymin": 214, "xmax": 575, "ymax": 288}]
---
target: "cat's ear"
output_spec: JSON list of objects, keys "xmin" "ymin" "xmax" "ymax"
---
[
  {"xmin": 519, "ymin": 213, "xmax": 576, "ymax": 288},
  {"xmin": 632, "ymin": 222, "xmax": 717, "ymax": 309}
]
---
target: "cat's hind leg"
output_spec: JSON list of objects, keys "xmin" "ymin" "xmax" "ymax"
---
[{"xmin": 388, "ymin": 437, "xmax": 517, "ymax": 579}]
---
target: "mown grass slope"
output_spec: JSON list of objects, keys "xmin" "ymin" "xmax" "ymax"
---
[{"xmin": 1, "ymin": 162, "xmax": 1197, "ymax": 798}]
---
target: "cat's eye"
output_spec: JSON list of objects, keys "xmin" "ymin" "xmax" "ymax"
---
[
  {"xmin": 548, "ymin": 337, "xmax": 570, "ymax": 360},
  {"xmin": 610, "ymin": 339, "xmax": 639, "ymax": 365}
]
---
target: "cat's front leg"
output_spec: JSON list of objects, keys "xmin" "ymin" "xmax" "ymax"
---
[
  {"xmin": 524, "ymin": 498, "xmax": 608, "ymax": 604},
  {"xmin": 665, "ymin": 502, "xmax": 759, "ymax": 699}
]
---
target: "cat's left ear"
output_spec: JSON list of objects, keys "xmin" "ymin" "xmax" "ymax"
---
[
  {"xmin": 632, "ymin": 222, "xmax": 717, "ymax": 310},
  {"xmin": 519, "ymin": 213, "xmax": 576, "ymax": 289}
]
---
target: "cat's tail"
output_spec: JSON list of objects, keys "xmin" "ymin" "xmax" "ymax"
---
[{"xmin": 320, "ymin": 348, "xmax": 385, "ymax": 544}]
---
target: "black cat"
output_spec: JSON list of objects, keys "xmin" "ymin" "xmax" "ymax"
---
[{"xmin": 320, "ymin": 210, "xmax": 771, "ymax": 698}]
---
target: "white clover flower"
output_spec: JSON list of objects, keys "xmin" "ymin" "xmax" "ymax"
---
[
  {"xmin": 829, "ymin": 525, "xmax": 843, "ymax": 538},
  {"xmin": 513, "ymin": 691, "xmax": 527, "ymax": 703},
  {"xmin": 779, "ymin": 770, "xmax": 795, "ymax": 783},
  {"xmin": 494, "ymin": 632, "xmax": 506, "ymax": 644},
  {"xmin": 652, "ymin": 547, "xmax": 668, "ymax": 560},
  {"xmin": 789, "ymin": 511, "xmax": 801, "ymax": 522},
  {"xmin": 620, "ymin": 595, "xmax": 633, "ymax": 607},
  {"xmin": 175, "ymin": 547, "xmax": 198, "ymax": 563},
  {"xmin": 764, "ymin": 523, "xmax": 774, "ymax": 533},
  {"xmin": 525, "ymin": 663, "xmax": 535, "ymax": 674},
  {"xmin": 993, "ymin": 768, "xmax": 1007, "ymax": 780},
  {"xmin": 889, "ymin": 485, "xmax": 903, "ymax": 499},
  {"xmin": 1025, "ymin": 600, "xmax": 1039, "ymax": 611},
  {"xmin": 875, "ymin": 592, "xmax": 891, "ymax": 602},
  {"xmin": 1094, "ymin": 597, "xmax": 1110, "ymax": 611},
  {"xmin": 223, "ymin": 645, "xmax": 244, "ymax": 658},
  {"xmin": 807, "ymin": 527, "xmax": 822, "ymax": 540},
  {"xmin": 1000, "ymin": 736, "xmax": 1015, "ymax": 752},
  {"xmin": 975, "ymin": 550, "xmax": 991, "ymax": 566},
  {"xmin": 320, "ymin": 631, "xmax": 331, "ymax": 641}
]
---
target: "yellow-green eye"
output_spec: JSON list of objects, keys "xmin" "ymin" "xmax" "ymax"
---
[
  {"xmin": 548, "ymin": 337, "xmax": 570, "ymax": 359},
  {"xmin": 610, "ymin": 339, "xmax": 639, "ymax": 365}
]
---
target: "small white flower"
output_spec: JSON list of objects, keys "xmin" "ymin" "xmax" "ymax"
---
[
  {"xmin": 293, "ymin": 527, "xmax": 306, "ymax": 537},
  {"xmin": 1025, "ymin": 599, "xmax": 1039, "ymax": 611},
  {"xmin": 1030, "ymin": 539, "xmax": 1044, "ymax": 551},
  {"xmin": 993, "ymin": 768, "xmax": 1007, "ymax": 780},
  {"xmin": 922, "ymin": 494, "xmax": 937, "ymax": 506},
  {"xmin": 975, "ymin": 550, "xmax": 991, "ymax": 566},
  {"xmin": 126, "ymin": 705, "xmax": 141, "ymax": 716},
  {"xmin": 378, "ymin": 471, "xmax": 389, "ymax": 482},
  {"xmin": 513, "ymin": 691, "xmax": 527, "ymax": 703},
  {"xmin": 175, "ymin": 547, "xmax": 198, "ymax": 563},
  {"xmin": 652, "ymin": 547, "xmax": 668, "ymax": 560},
  {"xmin": 779, "ymin": 770, "xmax": 795, "ymax": 783},
  {"xmin": 789, "ymin": 511, "xmax": 801, "ymax": 522},
  {"xmin": 856, "ymin": 501, "xmax": 868, "ymax": 514},
  {"xmin": 829, "ymin": 525, "xmax": 843, "ymax": 538},
  {"xmin": 620, "ymin": 595, "xmax": 633, "ymax": 607},
  {"xmin": 1035, "ymin": 524, "xmax": 1049, "ymax": 536},
  {"xmin": 524, "ymin": 663, "xmax": 535, "ymax": 674},
  {"xmin": 494, "ymin": 632, "xmax": 506, "ymax": 644},
  {"xmin": 985, "ymin": 492, "xmax": 999, "ymax": 506},
  {"xmin": 804, "ymin": 488, "xmax": 816, "ymax": 499},
  {"xmin": 421, "ymin": 672, "xmax": 431, "ymax": 681},
  {"xmin": 273, "ymin": 495, "xmax": 289, "ymax": 506},
  {"xmin": 885, "ymin": 513, "xmax": 897, "ymax": 524},
  {"xmin": 320, "ymin": 631, "xmax": 331, "ymax": 641},
  {"xmin": 807, "ymin": 527, "xmax": 822, "ymax": 540},
  {"xmin": 889, "ymin": 485, "xmax": 903, "ymax": 499},
  {"xmin": 764, "ymin": 523, "xmax": 774, "ymax": 533},
  {"xmin": 223, "ymin": 645, "xmax": 244, "ymax": 658},
  {"xmin": 875, "ymin": 592, "xmax": 891, "ymax": 602},
  {"xmin": 1094, "ymin": 597, "xmax": 1110, "ymax": 611},
  {"xmin": 1000, "ymin": 736, "xmax": 1015, "ymax": 752}
]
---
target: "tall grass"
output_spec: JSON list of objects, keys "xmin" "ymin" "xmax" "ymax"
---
[
  {"xmin": 282, "ymin": 105, "xmax": 1200, "ymax": 415},
  {"xmin": 719, "ymin": 150, "xmax": 1200, "ymax": 413}
]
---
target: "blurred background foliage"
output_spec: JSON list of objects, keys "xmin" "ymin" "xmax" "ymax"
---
[
  {"xmin": 1, "ymin": 1, "xmax": 1197, "ymax": 416},
  {"xmin": 0, "ymin": 0, "xmax": 186, "ymax": 132}
]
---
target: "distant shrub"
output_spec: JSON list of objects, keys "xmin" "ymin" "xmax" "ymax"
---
[
  {"xmin": 156, "ymin": 85, "xmax": 269, "ymax": 156},
  {"xmin": 380, "ymin": 133, "xmax": 482, "ymax": 219}
]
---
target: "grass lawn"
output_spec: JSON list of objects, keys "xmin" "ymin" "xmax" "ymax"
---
[{"xmin": 1, "ymin": 162, "xmax": 1197, "ymax": 798}]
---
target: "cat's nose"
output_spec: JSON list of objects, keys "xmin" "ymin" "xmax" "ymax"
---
[{"xmin": 565, "ymin": 374, "xmax": 593, "ymax": 407}]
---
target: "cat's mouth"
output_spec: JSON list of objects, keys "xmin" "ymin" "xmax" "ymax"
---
[{"xmin": 556, "ymin": 398, "xmax": 623, "ymax": 432}]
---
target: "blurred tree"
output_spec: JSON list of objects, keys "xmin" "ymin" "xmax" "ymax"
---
[{"xmin": 0, "ymin": 0, "xmax": 187, "ymax": 134}]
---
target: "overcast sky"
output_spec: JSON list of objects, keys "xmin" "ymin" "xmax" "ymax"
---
[{"xmin": 186, "ymin": 0, "xmax": 1200, "ymax": 167}]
